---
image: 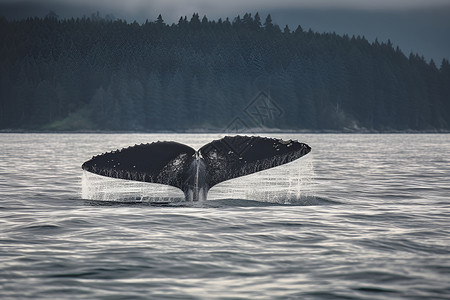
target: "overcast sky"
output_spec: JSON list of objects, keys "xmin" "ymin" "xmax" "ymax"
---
[{"xmin": 1, "ymin": 0, "xmax": 449, "ymax": 62}]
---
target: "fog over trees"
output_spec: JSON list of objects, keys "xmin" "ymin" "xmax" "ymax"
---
[{"xmin": 0, "ymin": 12, "xmax": 449, "ymax": 131}]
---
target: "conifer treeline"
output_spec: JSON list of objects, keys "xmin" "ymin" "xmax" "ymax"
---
[{"xmin": 0, "ymin": 12, "xmax": 449, "ymax": 131}]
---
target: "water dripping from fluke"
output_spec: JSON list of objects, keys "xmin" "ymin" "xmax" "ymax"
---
[{"xmin": 81, "ymin": 136, "xmax": 314, "ymax": 205}]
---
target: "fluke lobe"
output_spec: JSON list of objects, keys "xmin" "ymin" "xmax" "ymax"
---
[{"xmin": 81, "ymin": 135, "xmax": 311, "ymax": 201}]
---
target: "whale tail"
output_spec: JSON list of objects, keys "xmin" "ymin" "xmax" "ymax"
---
[{"xmin": 81, "ymin": 135, "xmax": 311, "ymax": 201}]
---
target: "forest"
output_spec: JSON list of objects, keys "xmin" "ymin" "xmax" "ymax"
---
[{"xmin": 0, "ymin": 12, "xmax": 449, "ymax": 132}]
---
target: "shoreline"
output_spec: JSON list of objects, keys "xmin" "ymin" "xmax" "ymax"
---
[{"xmin": 1, "ymin": 129, "xmax": 450, "ymax": 134}]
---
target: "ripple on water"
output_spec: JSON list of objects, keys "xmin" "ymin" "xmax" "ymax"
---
[{"xmin": 1, "ymin": 133, "xmax": 450, "ymax": 299}]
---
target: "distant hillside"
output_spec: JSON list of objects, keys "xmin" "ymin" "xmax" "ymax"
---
[{"xmin": 0, "ymin": 13, "xmax": 449, "ymax": 131}]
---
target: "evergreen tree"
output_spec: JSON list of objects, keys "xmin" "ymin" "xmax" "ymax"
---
[
  {"xmin": 155, "ymin": 14, "xmax": 164, "ymax": 25},
  {"xmin": 264, "ymin": 14, "xmax": 273, "ymax": 30}
]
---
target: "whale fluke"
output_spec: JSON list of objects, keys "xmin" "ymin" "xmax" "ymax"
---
[{"xmin": 81, "ymin": 135, "xmax": 311, "ymax": 201}]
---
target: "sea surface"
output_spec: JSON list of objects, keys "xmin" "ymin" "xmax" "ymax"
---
[{"xmin": 1, "ymin": 133, "xmax": 449, "ymax": 299}]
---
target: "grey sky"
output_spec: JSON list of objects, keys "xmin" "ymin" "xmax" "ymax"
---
[
  {"xmin": 4, "ymin": 0, "xmax": 449, "ymax": 19},
  {"xmin": 1, "ymin": 0, "xmax": 449, "ymax": 62},
  {"xmin": 4, "ymin": 0, "xmax": 450, "ymax": 12}
]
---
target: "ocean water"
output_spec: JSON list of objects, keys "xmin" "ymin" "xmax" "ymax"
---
[{"xmin": 0, "ymin": 133, "xmax": 449, "ymax": 299}]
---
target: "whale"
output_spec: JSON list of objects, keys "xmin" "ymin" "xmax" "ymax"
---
[{"xmin": 81, "ymin": 135, "xmax": 311, "ymax": 201}]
